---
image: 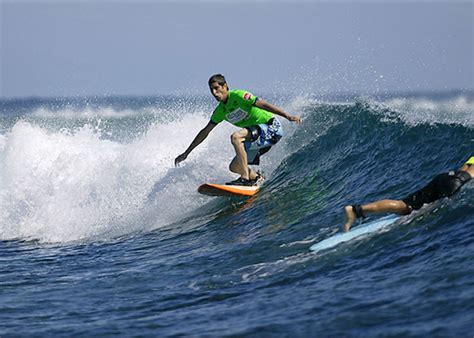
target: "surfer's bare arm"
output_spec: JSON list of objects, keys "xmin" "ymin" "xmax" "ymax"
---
[
  {"xmin": 255, "ymin": 99, "xmax": 302, "ymax": 124},
  {"xmin": 175, "ymin": 121, "xmax": 216, "ymax": 166}
]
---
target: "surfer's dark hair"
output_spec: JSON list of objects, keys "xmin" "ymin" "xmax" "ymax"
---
[{"xmin": 208, "ymin": 74, "xmax": 227, "ymax": 86}]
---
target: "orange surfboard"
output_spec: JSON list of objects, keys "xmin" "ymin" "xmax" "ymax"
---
[{"xmin": 198, "ymin": 183, "xmax": 261, "ymax": 197}]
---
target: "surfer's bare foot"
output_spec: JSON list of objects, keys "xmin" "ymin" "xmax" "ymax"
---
[{"xmin": 343, "ymin": 205, "xmax": 355, "ymax": 232}]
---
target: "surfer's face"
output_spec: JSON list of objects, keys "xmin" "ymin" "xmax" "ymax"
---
[{"xmin": 209, "ymin": 82, "xmax": 228, "ymax": 102}]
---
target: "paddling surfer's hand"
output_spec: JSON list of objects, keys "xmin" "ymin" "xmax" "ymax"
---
[{"xmin": 175, "ymin": 153, "xmax": 188, "ymax": 166}]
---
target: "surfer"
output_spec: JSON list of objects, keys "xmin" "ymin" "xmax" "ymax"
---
[
  {"xmin": 175, "ymin": 74, "xmax": 301, "ymax": 186},
  {"xmin": 343, "ymin": 157, "xmax": 474, "ymax": 232}
]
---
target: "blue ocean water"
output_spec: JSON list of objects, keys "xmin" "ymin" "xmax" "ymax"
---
[{"xmin": 0, "ymin": 91, "xmax": 473, "ymax": 336}]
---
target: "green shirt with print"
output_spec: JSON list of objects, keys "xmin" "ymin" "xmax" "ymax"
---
[{"xmin": 210, "ymin": 89, "xmax": 273, "ymax": 128}]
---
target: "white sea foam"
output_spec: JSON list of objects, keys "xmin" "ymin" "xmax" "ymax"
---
[
  {"xmin": 32, "ymin": 106, "xmax": 164, "ymax": 119},
  {"xmin": 286, "ymin": 93, "xmax": 474, "ymax": 128},
  {"xmin": 0, "ymin": 105, "xmax": 299, "ymax": 243},
  {"xmin": 380, "ymin": 95, "xmax": 474, "ymax": 127},
  {"xmin": 0, "ymin": 113, "xmax": 232, "ymax": 243}
]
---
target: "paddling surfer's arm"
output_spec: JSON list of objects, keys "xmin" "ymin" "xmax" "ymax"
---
[
  {"xmin": 175, "ymin": 121, "xmax": 216, "ymax": 166},
  {"xmin": 255, "ymin": 99, "xmax": 302, "ymax": 124}
]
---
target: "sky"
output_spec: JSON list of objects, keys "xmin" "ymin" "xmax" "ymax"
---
[{"xmin": 1, "ymin": 0, "xmax": 472, "ymax": 98}]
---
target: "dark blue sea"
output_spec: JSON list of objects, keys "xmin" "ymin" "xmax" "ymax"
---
[{"xmin": 1, "ymin": 91, "xmax": 473, "ymax": 336}]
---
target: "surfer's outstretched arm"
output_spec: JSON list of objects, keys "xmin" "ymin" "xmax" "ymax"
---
[
  {"xmin": 254, "ymin": 99, "xmax": 302, "ymax": 124},
  {"xmin": 175, "ymin": 121, "xmax": 216, "ymax": 166}
]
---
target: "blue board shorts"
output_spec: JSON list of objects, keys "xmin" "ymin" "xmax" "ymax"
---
[{"xmin": 244, "ymin": 117, "xmax": 283, "ymax": 165}]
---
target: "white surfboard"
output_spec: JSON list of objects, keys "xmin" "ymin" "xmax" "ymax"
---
[{"xmin": 309, "ymin": 215, "xmax": 400, "ymax": 253}]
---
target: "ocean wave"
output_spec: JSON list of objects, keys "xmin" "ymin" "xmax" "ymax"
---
[
  {"xmin": 0, "ymin": 114, "xmax": 218, "ymax": 243},
  {"xmin": 1, "ymin": 92, "xmax": 472, "ymax": 244}
]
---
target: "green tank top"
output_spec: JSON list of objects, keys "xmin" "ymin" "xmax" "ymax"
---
[{"xmin": 210, "ymin": 89, "xmax": 273, "ymax": 128}]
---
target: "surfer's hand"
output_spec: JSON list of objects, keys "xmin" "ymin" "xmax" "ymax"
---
[
  {"xmin": 175, "ymin": 153, "xmax": 187, "ymax": 166},
  {"xmin": 287, "ymin": 114, "xmax": 302, "ymax": 124}
]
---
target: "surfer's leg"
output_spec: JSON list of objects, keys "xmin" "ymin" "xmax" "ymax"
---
[
  {"xmin": 230, "ymin": 129, "xmax": 252, "ymax": 180},
  {"xmin": 229, "ymin": 159, "xmax": 257, "ymax": 181},
  {"xmin": 343, "ymin": 200, "xmax": 411, "ymax": 232},
  {"xmin": 343, "ymin": 206, "xmax": 357, "ymax": 232},
  {"xmin": 361, "ymin": 200, "xmax": 412, "ymax": 216},
  {"xmin": 248, "ymin": 168, "xmax": 257, "ymax": 181}
]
